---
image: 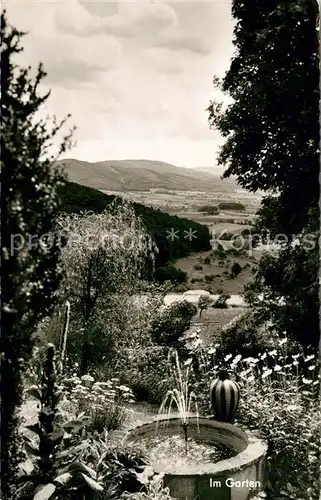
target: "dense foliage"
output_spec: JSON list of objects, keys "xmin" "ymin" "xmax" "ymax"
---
[
  {"xmin": 57, "ymin": 181, "xmax": 211, "ymax": 268},
  {"xmin": 153, "ymin": 265, "xmax": 187, "ymax": 284},
  {"xmin": 0, "ymin": 12, "xmax": 73, "ymax": 495},
  {"xmin": 5, "ymin": 5, "xmax": 321, "ymax": 500},
  {"xmin": 49, "ymin": 205, "xmax": 163, "ymax": 374},
  {"xmin": 217, "ymin": 202, "xmax": 245, "ymax": 211},
  {"xmin": 18, "ymin": 344, "xmax": 154, "ymax": 500},
  {"xmin": 17, "ymin": 345, "xmax": 105, "ymax": 500},
  {"xmin": 208, "ymin": 0, "xmax": 320, "ymax": 348},
  {"xmin": 197, "ymin": 205, "xmax": 219, "ymax": 214},
  {"xmin": 183, "ymin": 329, "xmax": 320, "ymax": 499},
  {"xmin": 151, "ymin": 301, "xmax": 197, "ymax": 347},
  {"xmin": 231, "ymin": 262, "xmax": 242, "ymax": 277}
]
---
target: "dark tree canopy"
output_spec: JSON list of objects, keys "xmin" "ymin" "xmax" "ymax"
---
[
  {"xmin": 208, "ymin": 0, "xmax": 319, "ymax": 348},
  {"xmin": 0, "ymin": 11, "xmax": 73, "ymax": 495},
  {"xmin": 208, "ymin": 0, "xmax": 319, "ymax": 236}
]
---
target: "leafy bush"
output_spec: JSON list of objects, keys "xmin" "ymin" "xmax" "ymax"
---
[
  {"xmin": 204, "ymin": 274, "xmax": 215, "ymax": 282},
  {"xmin": 244, "ymin": 236, "xmax": 320, "ymax": 349},
  {"xmin": 194, "ymin": 265, "xmax": 203, "ymax": 271},
  {"xmin": 203, "ymin": 257, "xmax": 211, "ymax": 265},
  {"xmin": 231, "ymin": 262, "xmax": 242, "ymax": 277},
  {"xmin": 50, "ymin": 210, "xmax": 164, "ymax": 375},
  {"xmin": 154, "ymin": 266, "xmax": 187, "ymax": 284},
  {"xmin": 120, "ymin": 346, "xmax": 170, "ymax": 403},
  {"xmin": 150, "ymin": 300, "xmax": 197, "ymax": 348},
  {"xmin": 57, "ymin": 205, "xmax": 155, "ymax": 371},
  {"xmin": 78, "ymin": 440, "xmax": 149, "ymax": 500},
  {"xmin": 19, "ymin": 345, "xmax": 150, "ymax": 499},
  {"xmin": 233, "ymin": 346, "xmax": 320, "ymax": 500},
  {"xmin": 216, "ymin": 312, "xmax": 274, "ymax": 358},
  {"xmin": 213, "ymin": 292, "xmax": 230, "ymax": 309}
]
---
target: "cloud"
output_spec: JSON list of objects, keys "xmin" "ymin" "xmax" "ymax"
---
[
  {"xmin": 153, "ymin": 28, "xmax": 213, "ymax": 55},
  {"xmin": 142, "ymin": 47, "xmax": 185, "ymax": 74},
  {"xmin": 77, "ymin": 0, "xmax": 118, "ymax": 18},
  {"xmin": 56, "ymin": 1, "xmax": 178, "ymax": 40},
  {"xmin": 42, "ymin": 60, "xmax": 106, "ymax": 86},
  {"xmin": 3, "ymin": 0, "xmax": 234, "ymax": 167},
  {"xmin": 4, "ymin": 0, "xmax": 122, "ymax": 87}
]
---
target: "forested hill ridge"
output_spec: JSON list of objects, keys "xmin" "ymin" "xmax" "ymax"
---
[
  {"xmin": 56, "ymin": 158, "xmax": 238, "ymax": 193},
  {"xmin": 57, "ymin": 181, "xmax": 211, "ymax": 267}
]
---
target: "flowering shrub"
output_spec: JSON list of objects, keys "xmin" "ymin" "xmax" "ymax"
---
[
  {"xmin": 61, "ymin": 371, "xmax": 135, "ymax": 434},
  {"xmin": 181, "ymin": 330, "xmax": 320, "ymax": 500},
  {"xmin": 233, "ymin": 346, "xmax": 320, "ymax": 500},
  {"xmin": 23, "ymin": 346, "xmax": 135, "ymax": 435}
]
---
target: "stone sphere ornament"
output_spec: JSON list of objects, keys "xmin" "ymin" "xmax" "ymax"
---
[{"xmin": 210, "ymin": 368, "xmax": 240, "ymax": 423}]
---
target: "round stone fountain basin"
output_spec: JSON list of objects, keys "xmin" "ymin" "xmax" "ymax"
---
[{"xmin": 125, "ymin": 416, "xmax": 267, "ymax": 500}]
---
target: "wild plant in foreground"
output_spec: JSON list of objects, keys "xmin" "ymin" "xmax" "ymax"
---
[
  {"xmin": 17, "ymin": 344, "xmax": 104, "ymax": 499},
  {"xmin": 57, "ymin": 300, "xmax": 71, "ymax": 376},
  {"xmin": 158, "ymin": 349, "xmax": 199, "ymax": 454},
  {"xmin": 78, "ymin": 439, "xmax": 150, "ymax": 500}
]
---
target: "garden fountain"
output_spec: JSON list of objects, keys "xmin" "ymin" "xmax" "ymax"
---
[
  {"xmin": 157, "ymin": 349, "xmax": 199, "ymax": 456},
  {"xmin": 122, "ymin": 351, "xmax": 267, "ymax": 500}
]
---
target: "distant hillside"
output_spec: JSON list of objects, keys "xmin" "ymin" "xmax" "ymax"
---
[
  {"xmin": 56, "ymin": 158, "xmax": 238, "ymax": 193},
  {"xmin": 193, "ymin": 166, "xmax": 227, "ymax": 177},
  {"xmin": 57, "ymin": 181, "xmax": 211, "ymax": 267}
]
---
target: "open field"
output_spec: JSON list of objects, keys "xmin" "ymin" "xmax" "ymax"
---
[
  {"xmin": 101, "ymin": 188, "xmax": 261, "ymax": 214},
  {"xmin": 101, "ymin": 188, "xmax": 261, "ymax": 227},
  {"xmin": 101, "ymin": 187, "xmax": 263, "ymax": 295},
  {"xmin": 173, "ymin": 249, "xmax": 262, "ymax": 294}
]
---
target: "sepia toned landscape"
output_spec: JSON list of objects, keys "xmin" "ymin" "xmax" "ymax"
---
[{"xmin": 1, "ymin": 3, "xmax": 319, "ymax": 500}]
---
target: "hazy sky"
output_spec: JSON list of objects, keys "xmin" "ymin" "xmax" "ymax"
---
[{"xmin": 4, "ymin": 0, "xmax": 235, "ymax": 167}]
